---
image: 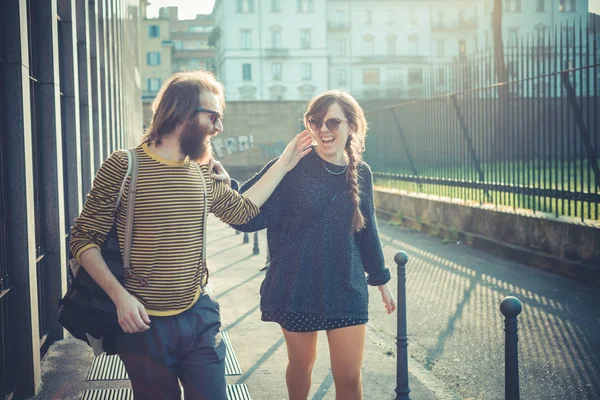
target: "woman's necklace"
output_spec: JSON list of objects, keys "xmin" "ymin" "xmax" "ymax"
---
[{"xmin": 322, "ymin": 161, "xmax": 348, "ymax": 175}]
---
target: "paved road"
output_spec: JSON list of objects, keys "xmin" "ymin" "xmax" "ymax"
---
[{"xmin": 367, "ymin": 219, "xmax": 600, "ymax": 400}]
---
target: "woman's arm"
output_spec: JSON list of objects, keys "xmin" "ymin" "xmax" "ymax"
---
[
  {"xmin": 210, "ymin": 131, "xmax": 312, "ymax": 226},
  {"xmin": 354, "ymin": 163, "xmax": 391, "ymax": 286},
  {"xmin": 355, "ymin": 163, "xmax": 396, "ymax": 314}
]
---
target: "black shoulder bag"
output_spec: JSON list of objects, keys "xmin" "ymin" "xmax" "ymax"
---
[{"xmin": 58, "ymin": 149, "xmax": 142, "ymax": 355}]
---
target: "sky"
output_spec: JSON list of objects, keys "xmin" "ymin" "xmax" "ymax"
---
[
  {"xmin": 146, "ymin": 0, "xmax": 600, "ymax": 20},
  {"xmin": 147, "ymin": 0, "xmax": 216, "ymax": 18}
]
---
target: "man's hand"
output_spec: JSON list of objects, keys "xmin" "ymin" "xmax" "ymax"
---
[
  {"xmin": 208, "ymin": 159, "xmax": 231, "ymax": 186},
  {"xmin": 115, "ymin": 291, "xmax": 151, "ymax": 333}
]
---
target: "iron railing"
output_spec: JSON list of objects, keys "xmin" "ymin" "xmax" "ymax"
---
[{"xmin": 365, "ymin": 18, "xmax": 599, "ymax": 221}]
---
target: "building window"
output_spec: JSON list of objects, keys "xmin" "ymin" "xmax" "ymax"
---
[
  {"xmin": 388, "ymin": 10, "xmax": 396, "ymax": 25},
  {"xmin": 436, "ymin": 39, "xmax": 444, "ymax": 57},
  {"xmin": 388, "ymin": 70, "xmax": 402, "ymax": 84},
  {"xmin": 504, "ymin": 0, "xmax": 521, "ymax": 12},
  {"xmin": 363, "ymin": 68, "xmax": 380, "ymax": 84},
  {"xmin": 408, "ymin": 34, "xmax": 419, "ymax": 55},
  {"xmin": 408, "ymin": 68, "xmax": 423, "ymax": 84},
  {"xmin": 536, "ymin": 0, "xmax": 544, "ymax": 12},
  {"xmin": 337, "ymin": 69, "xmax": 347, "ymax": 85},
  {"xmin": 147, "ymin": 52, "xmax": 161, "ymax": 65},
  {"xmin": 271, "ymin": 27, "xmax": 282, "ymax": 49},
  {"xmin": 365, "ymin": 10, "xmax": 372, "ymax": 24},
  {"xmin": 149, "ymin": 25, "xmax": 160, "ymax": 38},
  {"xmin": 409, "ymin": 9, "xmax": 417, "ymax": 24},
  {"xmin": 559, "ymin": 0, "xmax": 576, "ymax": 12},
  {"xmin": 243, "ymin": 63, "xmax": 252, "ymax": 81},
  {"xmin": 336, "ymin": 10, "xmax": 345, "ymax": 27},
  {"xmin": 272, "ymin": 63, "xmax": 282, "ymax": 80},
  {"xmin": 535, "ymin": 24, "xmax": 547, "ymax": 43},
  {"xmin": 297, "ymin": 0, "xmax": 314, "ymax": 12},
  {"xmin": 386, "ymin": 35, "xmax": 396, "ymax": 56},
  {"xmin": 271, "ymin": 0, "xmax": 281, "ymax": 12},
  {"xmin": 364, "ymin": 35, "xmax": 374, "ymax": 56},
  {"xmin": 189, "ymin": 26, "xmax": 212, "ymax": 33},
  {"xmin": 434, "ymin": 10, "xmax": 443, "ymax": 28},
  {"xmin": 507, "ymin": 28, "xmax": 519, "ymax": 46},
  {"xmin": 301, "ymin": 30, "xmax": 311, "ymax": 49},
  {"xmin": 147, "ymin": 78, "xmax": 161, "ymax": 92},
  {"xmin": 562, "ymin": 26, "xmax": 575, "ymax": 44},
  {"xmin": 237, "ymin": 0, "xmax": 255, "ymax": 13},
  {"xmin": 437, "ymin": 68, "xmax": 445, "ymax": 84},
  {"xmin": 241, "ymin": 30, "xmax": 251, "ymax": 49},
  {"xmin": 338, "ymin": 39, "xmax": 347, "ymax": 56},
  {"xmin": 174, "ymin": 40, "xmax": 183, "ymax": 50},
  {"xmin": 301, "ymin": 63, "xmax": 312, "ymax": 80}
]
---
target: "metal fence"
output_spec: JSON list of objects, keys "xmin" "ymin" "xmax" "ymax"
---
[{"xmin": 365, "ymin": 18, "xmax": 599, "ymax": 221}]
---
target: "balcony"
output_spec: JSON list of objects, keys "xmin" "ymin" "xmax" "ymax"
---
[
  {"xmin": 328, "ymin": 21, "xmax": 350, "ymax": 31},
  {"xmin": 173, "ymin": 49, "xmax": 214, "ymax": 59},
  {"xmin": 432, "ymin": 18, "xmax": 478, "ymax": 32},
  {"xmin": 353, "ymin": 54, "xmax": 428, "ymax": 64},
  {"xmin": 264, "ymin": 48, "xmax": 290, "ymax": 58}
]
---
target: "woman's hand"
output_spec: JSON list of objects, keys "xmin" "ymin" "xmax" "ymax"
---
[
  {"xmin": 276, "ymin": 130, "xmax": 314, "ymax": 172},
  {"xmin": 208, "ymin": 159, "xmax": 231, "ymax": 186},
  {"xmin": 379, "ymin": 284, "xmax": 397, "ymax": 314}
]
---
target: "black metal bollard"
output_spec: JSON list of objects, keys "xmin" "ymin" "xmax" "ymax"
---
[
  {"xmin": 394, "ymin": 251, "xmax": 410, "ymax": 400},
  {"xmin": 253, "ymin": 232, "xmax": 260, "ymax": 255},
  {"xmin": 243, "ymin": 232, "xmax": 249, "ymax": 244},
  {"xmin": 500, "ymin": 296, "xmax": 522, "ymax": 400}
]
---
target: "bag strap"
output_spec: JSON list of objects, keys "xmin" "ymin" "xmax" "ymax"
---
[
  {"xmin": 115, "ymin": 150, "xmax": 133, "ymax": 212},
  {"xmin": 192, "ymin": 163, "xmax": 209, "ymax": 262},
  {"xmin": 269, "ymin": 182, "xmax": 346, "ymax": 265},
  {"xmin": 120, "ymin": 149, "xmax": 148, "ymax": 286}
]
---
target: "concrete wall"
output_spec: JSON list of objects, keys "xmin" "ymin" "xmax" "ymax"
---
[{"xmin": 374, "ymin": 188, "xmax": 600, "ymax": 285}]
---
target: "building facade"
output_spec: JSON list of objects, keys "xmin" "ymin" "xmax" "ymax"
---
[
  {"xmin": 141, "ymin": 7, "xmax": 215, "ymax": 124},
  {"xmin": 210, "ymin": 0, "xmax": 592, "ymax": 101},
  {"xmin": 211, "ymin": 0, "xmax": 329, "ymax": 101},
  {"xmin": 0, "ymin": 0, "xmax": 143, "ymax": 397}
]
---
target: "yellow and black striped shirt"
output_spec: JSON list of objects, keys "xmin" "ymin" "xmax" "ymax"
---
[{"xmin": 70, "ymin": 144, "xmax": 260, "ymax": 316}]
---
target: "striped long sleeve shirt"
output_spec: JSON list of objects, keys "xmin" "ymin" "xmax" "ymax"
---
[{"xmin": 70, "ymin": 144, "xmax": 260, "ymax": 316}]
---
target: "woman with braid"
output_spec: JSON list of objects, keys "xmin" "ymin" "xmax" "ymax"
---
[{"xmin": 222, "ymin": 90, "xmax": 397, "ymax": 400}]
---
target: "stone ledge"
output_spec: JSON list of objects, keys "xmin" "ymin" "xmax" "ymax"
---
[{"xmin": 374, "ymin": 187, "xmax": 600, "ymax": 286}]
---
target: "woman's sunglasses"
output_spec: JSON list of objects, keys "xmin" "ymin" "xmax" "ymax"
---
[
  {"xmin": 196, "ymin": 107, "xmax": 221, "ymax": 124},
  {"xmin": 308, "ymin": 117, "xmax": 347, "ymax": 132}
]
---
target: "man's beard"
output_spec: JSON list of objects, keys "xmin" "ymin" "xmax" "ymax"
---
[{"xmin": 178, "ymin": 118, "xmax": 213, "ymax": 163}]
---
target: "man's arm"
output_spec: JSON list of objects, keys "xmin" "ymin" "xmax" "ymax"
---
[
  {"xmin": 241, "ymin": 131, "xmax": 312, "ymax": 207},
  {"xmin": 79, "ymin": 248, "xmax": 151, "ymax": 333}
]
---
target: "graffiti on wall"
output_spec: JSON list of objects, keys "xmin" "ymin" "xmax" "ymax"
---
[{"xmin": 212, "ymin": 135, "xmax": 254, "ymax": 158}]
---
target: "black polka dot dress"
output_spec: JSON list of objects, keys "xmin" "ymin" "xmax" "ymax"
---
[{"xmin": 262, "ymin": 311, "xmax": 368, "ymax": 332}]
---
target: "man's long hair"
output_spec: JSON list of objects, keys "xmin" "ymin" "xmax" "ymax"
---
[{"xmin": 141, "ymin": 70, "xmax": 225, "ymax": 146}]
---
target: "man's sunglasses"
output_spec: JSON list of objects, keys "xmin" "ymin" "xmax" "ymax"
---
[
  {"xmin": 308, "ymin": 117, "xmax": 347, "ymax": 132},
  {"xmin": 196, "ymin": 107, "xmax": 221, "ymax": 124}
]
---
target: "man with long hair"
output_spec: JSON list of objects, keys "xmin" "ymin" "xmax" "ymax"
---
[{"xmin": 69, "ymin": 70, "xmax": 312, "ymax": 399}]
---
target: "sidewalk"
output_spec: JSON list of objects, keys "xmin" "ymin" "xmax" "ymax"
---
[{"xmin": 31, "ymin": 215, "xmax": 455, "ymax": 400}]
